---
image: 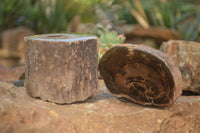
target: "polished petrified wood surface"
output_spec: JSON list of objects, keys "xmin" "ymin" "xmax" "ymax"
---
[{"xmin": 99, "ymin": 44, "xmax": 182, "ymax": 106}]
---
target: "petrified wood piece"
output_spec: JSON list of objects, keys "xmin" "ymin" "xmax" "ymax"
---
[
  {"xmin": 160, "ymin": 40, "xmax": 200, "ymax": 94},
  {"xmin": 99, "ymin": 44, "xmax": 182, "ymax": 106},
  {"xmin": 25, "ymin": 34, "xmax": 99, "ymax": 104}
]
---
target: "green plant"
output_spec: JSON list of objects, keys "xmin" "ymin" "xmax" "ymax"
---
[
  {"xmin": 0, "ymin": 0, "xmax": 98, "ymax": 34},
  {"xmin": 177, "ymin": 13, "xmax": 200, "ymax": 41},
  {"xmin": 0, "ymin": 0, "xmax": 33, "ymax": 32},
  {"xmin": 0, "ymin": 0, "xmax": 69, "ymax": 33},
  {"xmin": 99, "ymin": 31, "xmax": 125, "ymax": 61},
  {"xmin": 31, "ymin": 0, "xmax": 69, "ymax": 33},
  {"xmin": 88, "ymin": 1, "xmax": 126, "ymax": 61}
]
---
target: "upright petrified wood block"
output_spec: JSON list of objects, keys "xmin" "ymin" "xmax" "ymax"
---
[
  {"xmin": 99, "ymin": 44, "xmax": 182, "ymax": 106},
  {"xmin": 25, "ymin": 34, "xmax": 99, "ymax": 104}
]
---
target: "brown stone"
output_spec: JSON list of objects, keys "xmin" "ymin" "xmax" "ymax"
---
[
  {"xmin": 122, "ymin": 25, "xmax": 182, "ymax": 41},
  {"xmin": 0, "ymin": 26, "xmax": 34, "ymax": 58},
  {"xmin": 0, "ymin": 57, "xmax": 21, "ymax": 67},
  {"xmin": 160, "ymin": 40, "xmax": 200, "ymax": 94},
  {"xmin": 25, "ymin": 34, "xmax": 99, "ymax": 104},
  {"xmin": 0, "ymin": 27, "xmax": 34, "ymax": 67},
  {"xmin": 0, "ymin": 64, "xmax": 25, "ymax": 81},
  {"xmin": 0, "ymin": 80, "xmax": 200, "ymax": 133},
  {"xmin": 99, "ymin": 44, "xmax": 182, "ymax": 106}
]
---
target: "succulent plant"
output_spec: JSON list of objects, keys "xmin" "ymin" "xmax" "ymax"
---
[{"xmin": 99, "ymin": 31, "xmax": 126, "ymax": 61}]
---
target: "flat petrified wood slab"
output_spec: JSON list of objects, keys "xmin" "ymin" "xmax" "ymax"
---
[
  {"xmin": 99, "ymin": 44, "xmax": 182, "ymax": 106},
  {"xmin": 25, "ymin": 34, "xmax": 99, "ymax": 104},
  {"xmin": 0, "ymin": 80, "xmax": 200, "ymax": 133}
]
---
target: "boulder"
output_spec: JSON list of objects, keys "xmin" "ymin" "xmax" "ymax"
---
[
  {"xmin": 122, "ymin": 25, "xmax": 182, "ymax": 44},
  {"xmin": 160, "ymin": 40, "xmax": 200, "ymax": 94},
  {"xmin": 0, "ymin": 80, "xmax": 200, "ymax": 133},
  {"xmin": 0, "ymin": 27, "xmax": 34, "ymax": 66}
]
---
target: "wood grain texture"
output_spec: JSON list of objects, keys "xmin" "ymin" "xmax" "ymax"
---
[
  {"xmin": 99, "ymin": 44, "xmax": 182, "ymax": 106},
  {"xmin": 25, "ymin": 34, "xmax": 99, "ymax": 104}
]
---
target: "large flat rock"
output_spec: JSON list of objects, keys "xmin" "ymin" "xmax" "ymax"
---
[{"xmin": 0, "ymin": 80, "xmax": 200, "ymax": 133}]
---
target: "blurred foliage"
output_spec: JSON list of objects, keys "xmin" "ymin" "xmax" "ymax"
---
[
  {"xmin": 91, "ymin": 1, "xmax": 126, "ymax": 61},
  {"xmin": 33, "ymin": 0, "xmax": 69, "ymax": 33},
  {"xmin": 94, "ymin": 1, "xmax": 125, "ymax": 36},
  {"xmin": 0, "ymin": 0, "xmax": 101, "ymax": 33},
  {"xmin": 63, "ymin": 0, "xmax": 100, "ymax": 23},
  {"xmin": 125, "ymin": 0, "xmax": 150, "ymax": 28},
  {"xmin": 0, "ymin": 0, "xmax": 199, "ymax": 41},
  {"xmin": 123, "ymin": 0, "xmax": 200, "ymax": 41},
  {"xmin": 0, "ymin": 0, "xmax": 70, "ymax": 33},
  {"xmin": 0, "ymin": 0, "xmax": 32, "ymax": 32}
]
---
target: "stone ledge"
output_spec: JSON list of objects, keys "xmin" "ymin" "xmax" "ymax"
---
[{"xmin": 0, "ymin": 80, "xmax": 200, "ymax": 133}]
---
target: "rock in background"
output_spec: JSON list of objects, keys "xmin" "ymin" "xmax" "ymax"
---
[
  {"xmin": 0, "ymin": 64, "xmax": 25, "ymax": 81},
  {"xmin": 0, "ymin": 27, "xmax": 34, "ymax": 67},
  {"xmin": 122, "ymin": 25, "xmax": 182, "ymax": 47},
  {"xmin": 160, "ymin": 40, "xmax": 200, "ymax": 94}
]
